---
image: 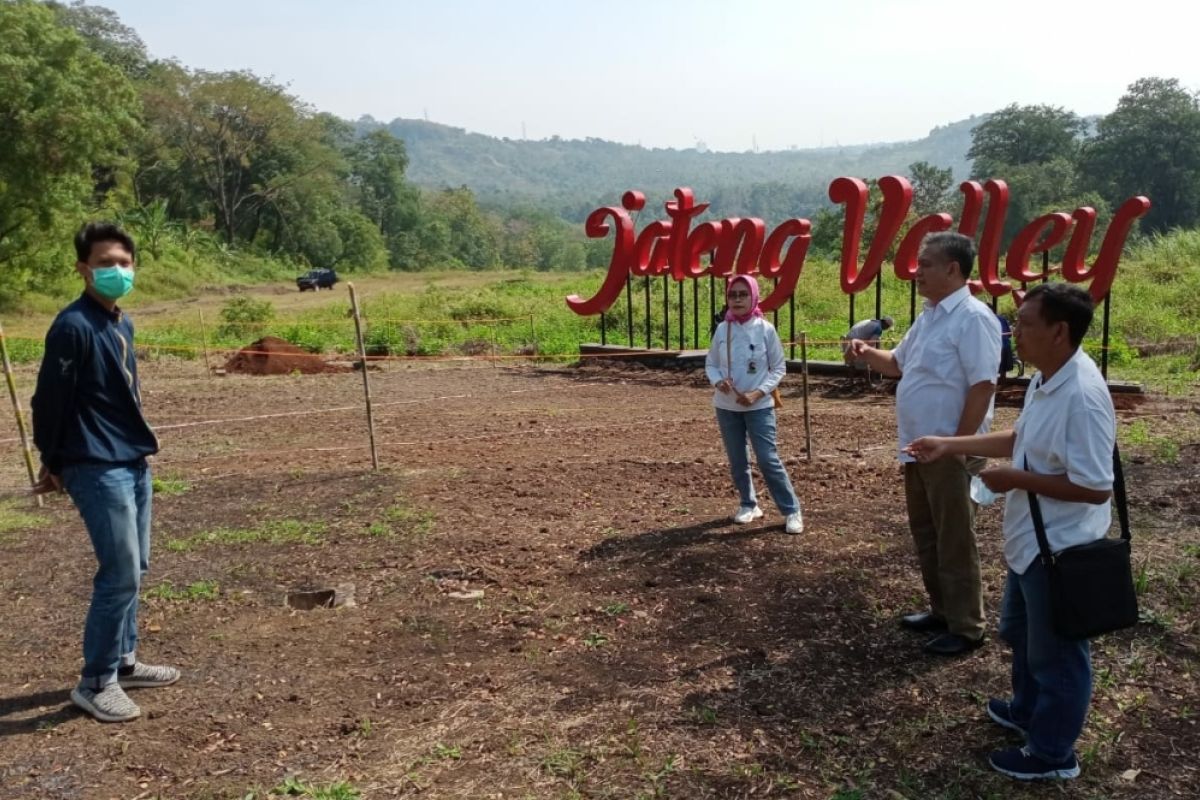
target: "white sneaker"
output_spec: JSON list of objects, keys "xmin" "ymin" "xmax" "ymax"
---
[
  {"xmin": 733, "ymin": 505, "xmax": 763, "ymax": 524},
  {"xmin": 119, "ymin": 662, "xmax": 181, "ymax": 689},
  {"xmin": 71, "ymin": 683, "xmax": 141, "ymax": 723},
  {"xmin": 785, "ymin": 511, "xmax": 804, "ymax": 535}
]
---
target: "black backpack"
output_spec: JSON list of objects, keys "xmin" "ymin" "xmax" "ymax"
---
[{"xmin": 997, "ymin": 314, "xmax": 1014, "ymax": 374}]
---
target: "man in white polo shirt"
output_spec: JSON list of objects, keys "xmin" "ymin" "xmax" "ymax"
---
[
  {"xmin": 905, "ymin": 283, "xmax": 1115, "ymax": 781},
  {"xmin": 849, "ymin": 232, "xmax": 1001, "ymax": 656}
]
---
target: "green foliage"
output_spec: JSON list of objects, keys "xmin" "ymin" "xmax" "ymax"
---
[
  {"xmin": 268, "ymin": 777, "xmax": 360, "ymax": 799},
  {"xmin": 219, "ymin": 296, "xmax": 275, "ymax": 339},
  {"xmin": 151, "ymin": 475, "xmax": 192, "ymax": 496},
  {"xmin": 968, "ymin": 104, "xmax": 1087, "ymax": 178},
  {"xmin": 0, "ymin": 499, "xmax": 43, "ymax": 537},
  {"xmin": 143, "ymin": 580, "xmax": 219, "ymax": 602},
  {"xmin": 0, "ymin": 0, "xmax": 141, "ymax": 302},
  {"xmin": 166, "ymin": 519, "xmax": 326, "ymax": 552},
  {"xmin": 1082, "ymin": 77, "xmax": 1200, "ymax": 233}
]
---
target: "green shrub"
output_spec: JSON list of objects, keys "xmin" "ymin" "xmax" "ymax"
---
[{"xmin": 218, "ymin": 296, "xmax": 275, "ymax": 340}]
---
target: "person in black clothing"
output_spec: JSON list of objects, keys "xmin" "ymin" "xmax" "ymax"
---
[{"xmin": 31, "ymin": 222, "xmax": 179, "ymax": 723}]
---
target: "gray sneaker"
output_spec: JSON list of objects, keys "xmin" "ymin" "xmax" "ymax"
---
[
  {"xmin": 119, "ymin": 662, "xmax": 181, "ymax": 689},
  {"xmin": 71, "ymin": 683, "xmax": 141, "ymax": 723}
]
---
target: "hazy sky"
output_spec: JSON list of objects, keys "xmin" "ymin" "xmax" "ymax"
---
[{"xmin": 98, "ymin": 0, "xmax": 1198, "ymax": 152}]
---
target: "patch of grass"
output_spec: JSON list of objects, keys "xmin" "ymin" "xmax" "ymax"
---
[
  {"xmin": 166, "ymin": 519, "xmax": 326, "ymax": 552},
  {"xmin": 540, "ymin": 747, "xmax": 586, "ymax": 780},
  {"xmin": 582, "ymin": 632, "xmax": 609, "ymax": 648},
  {"xmin": 151, "ymin": 475, "xmax": 192, "ymax": 496},
  {"xmin": 431, "ymin": 742, "xmax": 461, "ymax": 760},
  {"xmin": 267, "ymin": 776, "xmax": 360, "ymax": 799},
  {"xmin": 602, "ymin": 601, "xmax": 629, "ymax": 616},
  {"xmin": 0, "ymin": 499, "xmax": 42, "ymax": 536},
  {"xmin": 689, "ymin": 705, "xmax": 718, "ymax": 725},
  {"xmin": 1121, "ymin": 419, "xmax": 1182, "ymax": 463},
  {"xmin": 366, "ymin": 502, "xmax": 434, "ymax": 538},
  {"xmin": 143, "ymin": 580, "xmax": 219, "ymax": 602}
]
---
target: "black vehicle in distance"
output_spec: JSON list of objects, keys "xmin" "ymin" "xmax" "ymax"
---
[{"xmin": 297, "ymin": 268, "xmax": 338, "ymax": 291}]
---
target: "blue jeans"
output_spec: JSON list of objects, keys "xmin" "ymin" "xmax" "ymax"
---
[
  {"xmin": 999, "ymin": 559, "xmax": 1092, "ymax": 763},
  {"xmin": 62, "ymin": 462, "xmax": 153, "ymax": 689},
  {"xmin": 715, "ymin": 407, "xmax": 799, "ymax": 515}
]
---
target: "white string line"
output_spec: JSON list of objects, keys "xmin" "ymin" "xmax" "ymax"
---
[
  {"xmin": 147, "ymin": 414, "xmax": 715, "ymax": 466},
  {"xmin": 0, "ymin": 382, "xmax": 612, "ymax": 445}
]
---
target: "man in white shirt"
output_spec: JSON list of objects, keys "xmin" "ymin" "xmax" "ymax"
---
[
  {"xmin": 905, "ymin": 282, "xmax": 1115, "ymax": 781},
  {"xmin": 849, "ymin": 232, "xmax": 1001, "ymax": 656}
]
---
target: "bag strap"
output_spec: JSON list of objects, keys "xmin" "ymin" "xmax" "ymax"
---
[
  {"xmin": 1112, "ymin": 443, "xmax": 1131, "ymax": 542},
  {"xmin": 724, "ymin": 320, "xmax": 732, "ymax": 385},
  {"xmin": 1023, "ymin": 454, "xmax": 1055, "ymax": 566},
  {"xmin": 1024, "ymin": 442, "xmax": 1130, "ymax": 566}
]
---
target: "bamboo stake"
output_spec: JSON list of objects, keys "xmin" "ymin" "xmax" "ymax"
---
[
  {"xmin": 800, "ymin": 331, "xmax": 812, "ymax": 461},
  {"xmin": 347, "ymin": 284, "xmax": 379, "ymax": 470},
  {"xmin": 0, "ymin": 322, "xmax": 43, "ymax": 506},
  {"xmin": 198, "ymin": 310, "xmax": 213, "ymax": 375}
]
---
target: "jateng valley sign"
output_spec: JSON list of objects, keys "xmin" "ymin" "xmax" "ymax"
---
[{"xmin": 564, "ymin": 176, "xmax": 1152, "ymax": 316}]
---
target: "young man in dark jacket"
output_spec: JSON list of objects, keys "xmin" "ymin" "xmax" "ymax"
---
[{"xmin": 32, "ymin": 222, "xmax": 179, "ymax": 722}]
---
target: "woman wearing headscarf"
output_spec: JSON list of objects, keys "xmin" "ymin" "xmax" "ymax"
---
[{"xmin": 705, "ymin": 275, "xmax": 804, "ymax": 535}]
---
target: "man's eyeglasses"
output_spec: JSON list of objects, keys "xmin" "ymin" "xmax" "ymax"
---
[{"xmin": 728, "ymin": 291, "xmax": 751, "ymax": 299}]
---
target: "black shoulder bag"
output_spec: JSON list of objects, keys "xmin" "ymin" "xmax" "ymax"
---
[{"xmin": 1025, "ymin": 445, "xmax": 1138, "ymax": 640}]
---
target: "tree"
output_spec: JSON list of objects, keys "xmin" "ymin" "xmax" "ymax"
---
[
  {"xmin": 346, "ymin": 128, "xmax": 421, "ymax": 268},
  {"xmin": 908, "ymin": 161, "xmax": 954, "ymax": 217},
  {"xmin": 45, "ymin": 1, "xmax": 151, "ymax": 78},
  {"xmin": 0, "ymin": 0, "xmax": 140, "ymax": 300},
  {"xmin": 140, "ymin": 69, "xmax": 338, "ymax": 244},
  {"xmin": 1081, "ymin": 77, "xmax": 1200, "ymax": 233},
  {"xmin": 968, "ymin": 104, "xmax": 1087, "ymax": 179}
]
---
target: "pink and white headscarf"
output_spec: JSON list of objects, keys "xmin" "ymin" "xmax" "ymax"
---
[{"xmin": 724, "ymin": 275, "xmax": 764, "ymax": 324}]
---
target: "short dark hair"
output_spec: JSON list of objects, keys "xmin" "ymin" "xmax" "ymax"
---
[
  {"xmin": 1024, "ymin": 282, "xmax": 1094, "ymax": 346},
  {"xmin": 74, "ymin": 222, "xmax": 136, "ymax": 263},
  {"xmin": 921, "ymin": 232, "xmax": 975, "ymax": 279}
]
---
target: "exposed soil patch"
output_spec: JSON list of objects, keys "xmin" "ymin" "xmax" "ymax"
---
[
  {"xmin": 0, "ymin": 362, "xmax": 1195, "ymax": 799},
  {"xmin": 224, "ymin": 336, "xmax": 352, "ymax": 375}
]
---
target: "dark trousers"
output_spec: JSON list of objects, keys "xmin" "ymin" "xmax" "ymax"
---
[{"xmin": 903, "ymin": 457, "xmax": 985, "ymax": 640}]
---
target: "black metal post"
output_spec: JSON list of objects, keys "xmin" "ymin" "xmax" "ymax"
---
[
  {"xmin": 692, "ymin": 279, "xmax": 699, "ymax": 349},
  {"xmin": 1101, "ymin": 292, "xmax": 1112, "ymax": 379},
  {"xmin": 849, "ymin": 292, "xmax": 856, "ymax": 331},
  {"xmin": 662, "ymin": 275, "xmax": 669, "ymax": 350},
  {"xmin": 644, "ymin": 276, "xmax": 652, "ymax": 349},
  {"xmin": 789, "ymin": 293, "xmax": 796, "ymax": 360},
  {"xmin": 678, "ymin": 279, "xmax": 684, "ymax": 350},
  {"xmin": 874, "ymin": 270, "xmax": 882, "ymax": 320},
  {"xmin": 772, "ymin": 278, "xmax": 779, "ymax": 331},
  {"xmin": 600, "ymin": 311, "xmax": 606, "ymax": 345},
  {"xmin": 1042, "ymin": 250, "xmax": 1050, "ymax": 283},
  {"xmin": 909, "ymin": 281, "xmax": 916, "ymax": 326},
  {"xmin": 625, "ymin": 274, "xmax": 634, "ymax": 347},
  {"xmin": 709, "ymin": 275, "xmax": 716, "ymax": 345}
]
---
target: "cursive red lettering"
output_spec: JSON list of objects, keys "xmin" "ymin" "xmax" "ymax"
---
[
  {"xmin": 1005, "ymin": 213, "xmax": 1072, "ymax": 283},
  {"xmin": 976, "ymin": 179, "xmax": 1013, "ymax": 297},
  {"xmin": 831, "ymin": 175, "xmax": 911, "ymax": 293},
  {"xmin": 664, "ymin": 188, "xmax": 710, "ymax": 280},
  {"xmin": 758, "ymin": 219, "xmax": 812, "ymax": 312},
  {"xmin": 1061, "ymin": 197, "xmax": 1151, "ymax": 301},
  {"xmin": 565, "ymin": 204, "xmax": 637, "ymax": 315}
]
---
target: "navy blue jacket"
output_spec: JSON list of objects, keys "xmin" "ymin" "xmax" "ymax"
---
[{"xmin": 31, "ymin": 293, "xmax": 158, "ymax": 473}]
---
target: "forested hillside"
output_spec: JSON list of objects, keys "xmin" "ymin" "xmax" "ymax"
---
[
  {"xmin": 4, "ymin": 0, "xmax": 1199, "ymax": 309},
  {"xmin": 370, "ymin": 116, "xmax": 978, "ymax": 221}
]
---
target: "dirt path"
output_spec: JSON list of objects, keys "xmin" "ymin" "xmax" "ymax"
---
[{"xmin": 1, "ymin": 362, "xmax": 1196, "ymax": 799}]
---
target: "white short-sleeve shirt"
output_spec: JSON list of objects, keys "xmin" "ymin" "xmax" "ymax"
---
[
  {"xmin": 892, "ymin": 286, "xmax": 1002, "ymax": 461},
  {"xmin": 1003, "ymin": 348, "xmax": 1117, "ymax": 574}
]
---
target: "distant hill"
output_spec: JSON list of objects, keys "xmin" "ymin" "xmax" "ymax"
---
[{"xmin": 359, "ymin": 116, "xmax": 980, "ymax": 222}]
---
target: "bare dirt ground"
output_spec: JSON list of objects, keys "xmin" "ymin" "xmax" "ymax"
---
[{"xmin": 0, "ymin": 359, "xmax": 1197, "ymax": 799}]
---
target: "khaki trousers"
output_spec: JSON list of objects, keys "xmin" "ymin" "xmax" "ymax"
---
[{"xmin": 903, "ymin": 457, "xmax": 986, "ymax": 640}]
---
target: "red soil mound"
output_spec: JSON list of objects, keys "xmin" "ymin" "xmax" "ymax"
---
[{"xmin": 224, "ymin": 337, "xmax": 350, "ymax": 375}]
